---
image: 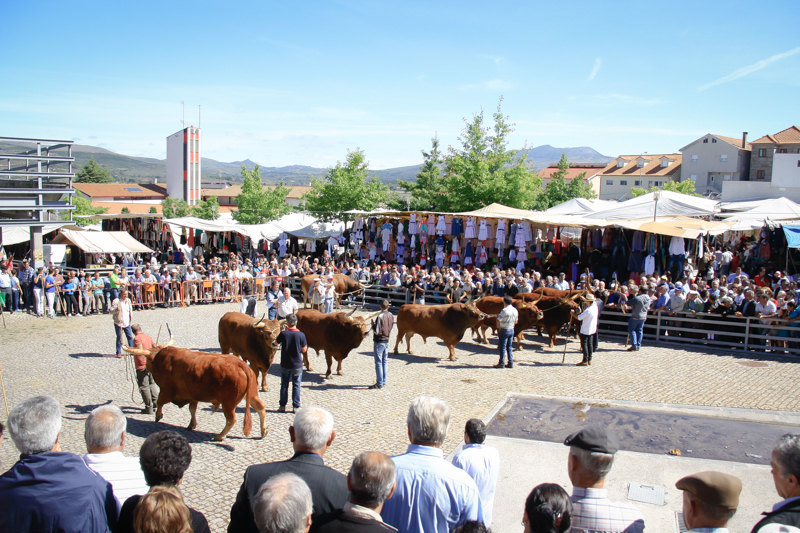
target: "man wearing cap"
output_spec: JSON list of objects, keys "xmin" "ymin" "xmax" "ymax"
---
[
  {"xmin": 676, "ymin": 471, "xmax": 741, "ymax": 532},
  {"xmin": 564, "ymin": 426, "xmax": 645, "ymax": 533},
  {"xmin": 323, "ymin": 275, "xmax": 337, "ymax": 314},
  {"xmin": 752, "ymin": 433, "xmax": 800, "ymax": 532},
  {"xmin": 309, "ymin": 277, "xmax": 324, "ymax": 312},
  {"xmin": 572, "ymin": 293, "xmax": 599, "ymax": 366}
]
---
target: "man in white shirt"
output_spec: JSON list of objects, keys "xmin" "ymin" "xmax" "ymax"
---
[
  {"xmin": 183, "ymin": 266, "xmax": 199, "ymax": 305},
  {"xmin": 323, "ymin": 274, "xmax": 337, "ymax": 313},
  {"xmin": 83, "ymin": 405, "xmax": 148, "ymax": 507},
  {"xmin": 572, "ymin": 293, "xmax": 599, "ymax": 366},
  {"xmin": 495, "ymin": 296, "xmax": 518, "ymax": 368},
  {"xmin": 451, "ymin": 419, "xmax": 500, "ymax": 527},
  {"xmin": 756, "ymin": 293, "xmax": 778, "ymax": 350},
  {"xmin": 277, "ymin": 288, "xmax": 299, "ymax": 319},
  {"xmin": 555, "ymin": 272, "xmax": 571, "ymax": 291}
]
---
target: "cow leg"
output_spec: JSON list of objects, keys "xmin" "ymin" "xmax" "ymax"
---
[
  {"xmin": 448, "ymin": 344, "xmax": 457, "ymax": 361},
  {"xmin": 304, "ymin": 352, "xmax": 314, "ymax": 373},
  {"xmin": 260, "ymin": 369, "xmax": 269, "ymax": 392},
  {"xmin": 188, "ymin": 401, "xmax": 199, "ymax": 431},
  {"xmin": 214, "ymin": 405, "xmax": 236, "ymax": 441},
  {"xmin": 405, "ymin": 333, "xmax": 414, "ymax": 354},
  {"xmin": 480, "ymin": 326, "xmax": 490, "ymax": 344},
  {"xmin": 211, "ymin": 402, "xmax": 221, "ymax": 413},
  {"xmin": 325, "ymin": 351, "xmax": 333, "ymax": 379},
  {"xmin": 548, "ymin": 327, "xmax": 558, "ymax": 347},
  {"xmin": 515, "ymin": 333, "xmax": 524, "ymax": 351},
  {"xmin": 393, "ymin": 333, "xmax": 403, "ymax": 354},
  {"xmin": 154, "ymin": 391, "xmax": 169, "ymax": 423},
  {"xmin": 336, "ymin": 358, "xmax": 343, "ymax": 376},
  {"xmin": 250, "ymin": 394, "xmax": 269, "ymax": 439}
]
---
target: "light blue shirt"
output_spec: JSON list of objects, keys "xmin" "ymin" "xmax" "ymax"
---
[
  {"xmin": 452, "ymin": 443, "xmax": 500, "ymax": 527},
  {"xmin": 381, "ymin": 444, "xmax": 483, "ymax": 533}
]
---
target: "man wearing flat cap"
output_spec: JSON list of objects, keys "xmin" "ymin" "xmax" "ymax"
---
[
  {"xmin": 564, "ymin": 426, "xmax": 645, "ymax": 533},
  {"xmin": 676, "ymin": 471, "xmax": 741, "ymax": 532}
]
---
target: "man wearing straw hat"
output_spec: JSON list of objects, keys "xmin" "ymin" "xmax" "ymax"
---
[{"xmin": 572, "ymin": 293, "xmax": 599, "ymax": 366}]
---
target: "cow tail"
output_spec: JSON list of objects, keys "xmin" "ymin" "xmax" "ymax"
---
[{"xmin": 242, "ymin": 361, "xmax": 253, "ymax": 437}]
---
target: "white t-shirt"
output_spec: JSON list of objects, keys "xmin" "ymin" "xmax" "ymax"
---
[{"xmin": 576, "ymin": 302, "xmax": 599, "ymax": 335}]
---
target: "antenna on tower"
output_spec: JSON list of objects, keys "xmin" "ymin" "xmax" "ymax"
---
[
  {"xmin": 181, "ymin": 101, "xmax": 185, "ymax": 128},
  {"xmin": 199, "ymin": 105, "xmax": 201, "ymax": 128}
]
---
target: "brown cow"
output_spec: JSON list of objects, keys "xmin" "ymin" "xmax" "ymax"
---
[
  {"xmin": 393, "ymin": 303, "xmax": 486, "ymax": 361},
  {"xmin": 300, "ymin": 274, "xmax": 371, "ymax": 310},
  {"xmin": 295, "ymin": 308, "xmax": 380, "ymax": 378},
  {"xmin": 219, "ymin": 312, "xmax": 281, "ymax": 392},
  {"xmin": 514, "ymin": 292, "xmax": 582, "ymax": 347},
  {"xmin": 472, "ymin": 296, "xmax": 544, "ymax": 350},
  {"xmin": 124, "ymin": 340, "xmax": 267, "ymax": 441},
  {"xmin": 530, "ymin": 287, "xmax": 588, "ymax": 298}
]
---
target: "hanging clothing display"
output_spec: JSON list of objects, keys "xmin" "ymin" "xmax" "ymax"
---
[
  {"xmin": 436, "ymin": 215, "xmax": 447, "ymax": 235},
  {"xmin": 408, "ymin": 214, "xmax": 417, "ymax": 235},
  {"xmin": 478, "ymin": 219, "xmax": 488, "ymax": 241},
  {"xmin": 451, "ymin": 218, "xmax": 463, "ymax": 236},
  {"xmin": 496, "ymin": 219, "xmax": 507, "ymax": 243},
  {"xmin": 514, "ymin": 225, "xmax": 526, "ymax": 248},
  {"xmin": 465, "ymin": 217, "xmax": 476, "ymax": 239}
]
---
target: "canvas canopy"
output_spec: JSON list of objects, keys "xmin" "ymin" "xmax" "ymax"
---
[
  {"xmin": 720, "ymin": 197, "xmax": 800, "ymax": 225},
  {"xmin": 783, "ymin": 226, "xmax": 800, "ymax": 248},
  {"xmin": 544, "ymin": 198, "xmax": 618, "ymax": 215},
  {"xmin": 586, "ymin": 191, "xmax": 719, "ymax": 221},
  {"xmin": 284, "ymin": 221, "xmax": 345, "ymax": 239},
  {"xmin": 0, "ymin": 224, "xmax": 66, "ymax": 245},
  {"xmin": 49, "ymin": 229, "xmax": 154, "ymax": 254},
  {"xmin": 166, "ymin": 212, "xmax": 318, "ymax": 243}
]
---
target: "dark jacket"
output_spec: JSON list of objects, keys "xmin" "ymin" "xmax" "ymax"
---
[
  {"xmin": 314, "ymin": 509, "xmax": 398, "ymax": 533},
  {"xmin": 0, "ymin": 452, "xmax": 119, "ymax": 533},
  {"xmin": 373, "ymin": 311, "xmax": 394, "ymax": 343},
  {"xmin": 228, "ymin": 452, "xmax": 348, "ymax": 533},
  {"xmin": 751, "ymin": 498, "xmax": 800, "ymax": 533},
  {"xmin": 738, "ymin": 299, "xmax": 757, "ymax": 317},
  {"xmin": 118, "ymin": 493, "xmax": 209, "ymax": 533}
]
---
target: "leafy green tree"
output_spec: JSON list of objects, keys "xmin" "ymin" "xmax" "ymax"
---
[
  {"xmin": 192, "ymin": 195, "xmax": 220, "ymax": 220},
  {"xmin": 535, "ymin": 153, "xmax": 597, "ymax": 210},
  {"xmin": 72, "ymin": 196, "xmax": 108, "ymax": 226},
  {"xmin": 162, "ymin": 197, "xmax": 191, "ymax": 219},
  {"xmin": 397, "ymin": 136, "xmax": 446, "ymax": 211},
  {"xmin": 439, "ymin": 99, "xmax": 542, "ymax": 211},
  {"xmin": 303, "ymin": 149, "xmax": 389, "ymax": 221},
  {"xmin": 75, "ymin": 157, "xmax": 114, "ymax": 183},
  {"xmin": 121, "ymin": 207, "xmax": 130, "ymax": 213},
  {"xmin": 149, "ymin": 206, "xmax": 158, "ymax": 214},
  {"xmin": 232, "ymin": 164, "xmax": 291, "ymax": 224},
  {"xmin": 630, "ymin": 179, "xmax": 702, "ymax": 198}
]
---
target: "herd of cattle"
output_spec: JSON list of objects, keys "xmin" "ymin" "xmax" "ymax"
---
[{"xmin": 123, "ymin": 282, "xmax": 586, "ymax": 441}]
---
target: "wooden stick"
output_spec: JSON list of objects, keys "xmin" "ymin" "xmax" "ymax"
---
[{"xmin": 0, "ymin": 365, "xmax": 9, "ymax": 417}]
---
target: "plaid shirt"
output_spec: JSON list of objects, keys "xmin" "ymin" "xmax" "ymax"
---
[
  {"xmin": 18, "ymin": 266, "xmax": 35, "ymax": 284},
  {"xmin": 571, "ymin": 487, "xmax": 645, "ymax": 533}
]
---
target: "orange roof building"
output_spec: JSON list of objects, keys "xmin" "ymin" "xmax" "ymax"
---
[
  {"xmin": 750, "ymin": 126, "xmax": 800, "ymax": 182},
  {"xmin": 597, "ymin": 154, "xmax": 682, "ymax": 200}
]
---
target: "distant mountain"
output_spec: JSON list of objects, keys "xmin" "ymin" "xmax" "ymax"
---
[{"xmin": 0, "ymin": 141, "xmax": 611, "ymax": 186}]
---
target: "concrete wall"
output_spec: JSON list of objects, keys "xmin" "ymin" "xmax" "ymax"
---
[
  {"xmin": 772, "ymin": 152, "xmax": 800, "ymax": 188},
  {"xmin": 598, "ymin": 172, "xmax": 679, "ymax": 201},
  {"xmin": 680, "ymin": 136, "xmax": 749, "ymax": 194},
  {"xmin": 721, "ymin": 179, "xmax": 800, "ymax": 202},
  {"xmin": 166, "ymin": 131, "xmax": 184, "ymax": 201}
]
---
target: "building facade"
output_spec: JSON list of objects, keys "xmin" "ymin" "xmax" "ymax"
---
[
  {"xmin": 679, "ymin": 133, "xmax": 751, "ymax": 195},
  {"xmin": 597, "ymin": 154, "xmax": 682, "ymax": 200},
  {"xmin": 537, "ymin": 163, "xmax": 605, "ymax": 197},
  {"xmin": 166, "ymin": 126, "xmax": 201, "ymax": 205},
  {"xmin": 749, "ymin": 126, "xmax": 800, "ymax": 182}
]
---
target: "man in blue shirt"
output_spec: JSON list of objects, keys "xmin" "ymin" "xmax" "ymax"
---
[
  {"xmin": 452, "ymin": 419, "xmax": 500, "ymax": 527},
  {"xmin": 0, "ymin": 395, "xmax": 118, "ymax": 533},
  {"xmin": 44, "ymin": 269, "xmax": 57, "ymax": 318},
  {"xmin": 277, "ymin": 313, "xmax": 308, "ymax": 413},
  {"xmin": 381, "ymin": 396, "xmax": 483, "ymax": 533}
]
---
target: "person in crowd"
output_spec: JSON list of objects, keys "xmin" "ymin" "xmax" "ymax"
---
[
  {"xmin": 277, "ymin": 313, "xmax": 307, "ymax": 413},
  {"xmin": 523, "ymin": 483, "xmax": 573, "ymax": 533},
  {"xmin": 184, "ymin": 266, "xmax": 199, "ymax": 305},
  {"xmin": 309, "ymin": 277, "xmax": 324, "ymax": 311},
  {"xmin": 33, "ymin": 266, "xmax": 46, "ymax": 317},
  {"xmin": 131, "ymin": 323, "xmax": 160, "ymax": 414},
  {"xmin": 44, "ymin": 267, "xmax": 57, "ymax": 318},
  {"xmin": 381, "ymin": 396, "xmax": 483, "ymax": 532},
  {"xmin": 109, "ymin": 265, "xmax": 122, "ymax": 303},
  {"xmin": 253, "ymin": 473, "xmax": 313, "ymax": 533},
  {"xmin": 495, "ymin": 295, "xmax": 518, "ymax": 368},
  {"xmin": 452, "ymin": 419, "xmax": 500, "ymax": 527},
  {"xmin": 411, "ymin": 273, "xmax": 426, "ymax": 304},
  {"xmin": 18, "ymin": 258, "xmax": 35, "ymax": 314},
  {"xmin": 142, "ymin": 269, "xmax": 158, "ymax": 310},
  {"xmin": 132, "ymin": 485, "xmax": 193, "ymax": 533},
  {"xmin": 240, "ymin": 283, "xmax": 258, "ymax": 317},
  {"xmin": 228, "ymin": 407, "xmax": 348, "ymax": 532},
  {"xmin": 91, "ymin": 271, "xmax": 105, "ymax": 314},
  {"xmin": 61, "ymin": 272, "xmax": 81, "ymax": 316},
  {"xmin": 675, "ymin": 471, "xmax": 741, "ymax": 532},
  {"xmin": 117, "ymin": 430, "xmax": 210, "ymax": 533},
  {"xmin": 158, "ymin": 267, "xmax": 172, "ymax": 308},
  {"xmin": 447, "ymin": 277, "xmax": 467, "ymax": 304},
  {"xmin": 756, "ymin": 292, "xmax": 778, "ymax": 351},
  {"xmin": 573, "ymin": 293, "xmax": 599, "ymax": 366},
  {"xmin": 83, "ymin": 404, "xmax": 149, "ymax": 505},
  {"xmin": 751, "ymin": 433, "xmax": 800, "ymax": 532},
  {"xmin": 564, "ymin": 425, "xmax": 645, "ymax": 533},
  {"xmin": 314, "ymin": 452, "xmax": 397, "ymax": 532},
  {"xmin": 371, "ymin": 299, "xmax": 394, "ymax": 390},
  {"xmin": 266, "ymin": 280, "xmax": 281, "ymax": 320},
  {"xmin": 10, "ymin": 267, "xmax": 22, "ymax": 312},
  {"xmin": 278, "ymin": 287, "xmax": 299, "ymax": 319},
  {"xmin": 0, "ymin": 395, "xmax": 119, "ymax": 532},
  {"xmin": 111, "ymin": 288, "xmax": 134, "ymax": 359},
  {"xmin": 324, "ymin": 274, "xmax": 337, "ymax": 313},
  {"xmin": 623, "ymin": 286, "xmax": 651, "ymax": 352}
]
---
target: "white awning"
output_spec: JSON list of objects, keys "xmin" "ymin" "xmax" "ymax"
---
[
  {"xmin": 586, "ymin": 191, "xmax": 719, "ymax": 220},
  {"xmin": 49, "ymin": 229, "xmax": 154, "ymax": 254},
  {"xmin": 0, "ymin": 224, "xmax": 66, "ymax": 245},
  {"xmin": 285, "ymin": 221, "xmax": 345, "ymax": 239}
]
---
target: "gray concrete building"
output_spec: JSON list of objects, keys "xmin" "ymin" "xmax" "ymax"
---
[
  {"xmin": 749, "ymin": 125, "xmax": 800, "ymax": 182},
  {"xmin": 679, "ymin": 133, "xmax": 750, "ymax": 195}
]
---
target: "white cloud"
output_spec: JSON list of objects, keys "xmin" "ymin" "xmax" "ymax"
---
[
  {"xmin": 698, "ymin": 46, "xmax": 800, "ymax": 91},
  {"xmin": 588, "ymin": 57, "xmax": 602, "ymax": 81}
]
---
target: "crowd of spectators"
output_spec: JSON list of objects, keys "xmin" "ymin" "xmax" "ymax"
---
[{"xmin": 1, "ymin": 394, "xmax": 798, "ymax": 532}]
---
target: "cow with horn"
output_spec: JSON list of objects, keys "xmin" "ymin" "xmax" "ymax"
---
[
  {"xmin": 300, "ymin": 274, "xmax": 372, "ymax": 310},
  {"xmin": 514, "ymin": 291, "xmax": 583, "ymax": 347},
  {"xmin": 123, "ymin": 325, "xmax": 268, "ymax": 441},
  {"xmin": 472, "ymin": 294, "xmax": 544, "ymax": 350},
  {"xmin": 219, "ymin": 312, "xmax": 282, "ymax": 392},
  {"xmin": 393, "ymin": 302, "xmax": 487, "ymax": 361},
  {"xmin": 295, "ymin": 307, "xmax": 381, "ymax": 378}
]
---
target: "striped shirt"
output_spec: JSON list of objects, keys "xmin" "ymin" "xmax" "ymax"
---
[
  {"xmin": 84, "ymin": 452, "xmax": 149, "ymax": 507},
  {"xmin": 571, "ymin": 486, "xmax": 645, "ymax": 533}
]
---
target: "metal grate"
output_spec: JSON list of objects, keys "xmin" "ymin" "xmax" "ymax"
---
[{"xmin": 627, "ymin": 483, "xmax": 666, "ymax": 505}]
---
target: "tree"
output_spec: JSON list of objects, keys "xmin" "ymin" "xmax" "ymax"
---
[
  {"xmin": 75, "ymin": 157, "xmax": 113, "ymax": 183},
  {"xmin": 438, "ymin": 99, "xmax": 542, "ymax": 211},
  {"xmin": 121, "ymin": 207, "xmax": 130, "ymax": 213},
  {"xmin": 149, "ymin": 206, "xmax": 158, "ymax": 214},
  {"xmin": 162, "ymin": 197, "xmax": 191, "ymax": 219},
  {"xmin": 72, "ymin": 196, "xmax": 108, "ymax": 226},
  {"xmin": 630, "ymin": 179, "xmax": 702, "ymax": 198},
  {"xmin": 303, "ymin": 149, "xmax": 389, "ymax": 221},
  {"xmin": 192, "ymin": 195, "xmax": 220, "ymax": 220},
  {"xmin": 397, "ymin": 136, "xmax": 445, "ymax": 211},
  {"xmin": 232, "ymin": 164, "xmax": 292, "ymax": 224},
  {"xmin": 535, "ymin": 152, "xmax": 597, "ymax": 210}
]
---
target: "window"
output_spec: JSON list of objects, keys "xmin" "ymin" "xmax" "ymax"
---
[
  {"xmin": 661, "ymin": 159, "xmax": 670, "ymax": 167},
  {"xmin": 654, "ymin": 181, "xmax": 661, "ymax": 187},
  {"xmin": 712, "ymin": 138, "xmax": 717, "ymax": 143},
  {"xmin": 703, "ymin": 138, "xmax": 708, "ymax": 143},
  {"xmin": 759, "ymin": 149, "xmax": 767, "ymax": 157},
  {"xmin": 691, "ymin": 155, "xmax": 698, "ymax": 162},
  {"xmin": 690, "ymin": 175, "xmax": 697, "ymax": 181},
  {"xmin": 757, "ymin": 170, "xmax": 766, "ymax": 179},
  {"xmin": 723, "ymin": 175, "xmax": 731, "ymax": 181},
  {"xmin": 710, "ymin": 175, "xmax": 715, "ymax": 182},
  {"xmin": 620, "ymin": 180, "xmax": 627, "ymax": 186},
  {"xmin": 797, "ymin": 160, "xmax": 800, "ymax": 167},
  {"xmin": 617, "ymin": 160, "xmax": 625, "ymax": 168},
  {"xmin": 606, "ymin": 180, "xmax": 614, "ymax": 186},
  {"xmin": 779, "ymin": 149, "xmax": 788, "ymax": 153},
  {"xmin": 637, "ymin": 160, "xmax": 645, "ymax": 168},
  {"xmin": 634, "ymin": 180, "xmax": 641, "ymax": 186},
  {"xmin": 720, "ymin": 154, "xmax": 728, "ymax": 162}
]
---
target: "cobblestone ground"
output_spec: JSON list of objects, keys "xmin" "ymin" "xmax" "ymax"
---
[{"xmin": 1, "ymin": 304, "xmax": 799, "ymax": 531}]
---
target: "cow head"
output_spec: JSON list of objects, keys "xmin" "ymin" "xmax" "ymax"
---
[
  {"xmin": 123, "ymin": 335, "xmax": 176, "ymax": 361},
  {"xmin": 342, "ymin": 275, "xmax": 371, "ymax": 298},
  {"xmin": 253, "ymin": 314, "xmax": 281, "ymax": 350},
  {"xmin": 464, "ymin": 303, "xmax": 488, "ymax": 322},
  {"xmin": 525, "ymin": 301, "xmax": 544, "ymax": 321}
]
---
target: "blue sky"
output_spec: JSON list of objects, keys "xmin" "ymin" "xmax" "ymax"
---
[{"xmin": 1, "ymin": 1, "xmax": 798, "ymax": 169}]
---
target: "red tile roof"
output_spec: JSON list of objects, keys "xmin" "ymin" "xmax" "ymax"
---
[
  {"xmin": 538, "ymin": 165, "xmax": 605, "ymax": 181},
  {"xmin": 600, "ymin": 154, "xmax": 682, "ymax": 177},
  {"xmin": 90, "ymin": 202, "xmax": 238, "ymax": 215},
  {"xmin": 751, "ymin": 126, "xmax": 800, "ymax": 145},
  {"xmin": 714, "ymin": 135, "xmax": 752, "ymax": 150},
  {"xmin": 201, "ymin": 185, "xmax": 312, "ymax": 199},
  {"xmin": 75, "ymin": 183, "xmax": 168, "ymax": 199}
]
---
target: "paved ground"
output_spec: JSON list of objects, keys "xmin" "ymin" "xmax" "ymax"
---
[{"xmin": 1, "ymin": 304, "xmax": 799, "ymax": 532}]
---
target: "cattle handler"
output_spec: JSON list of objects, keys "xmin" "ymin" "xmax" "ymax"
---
[
  {"xmin": 309, "ymin": 277, "xmax": 324, "ymax": 312},
  {"xmin": 572, "ymin": 293, "xmax": 599, "ymax": 366},
  {"xmin": 277, "ymin": 313, "xmax": 307, "ymax": 413},
  {"xmin": 370, "ymin": 298, "xmax": 394, "ymax": 389},
  {"xmin": 131, "ymin": 324, "xmax": 159, "ymax": 414}
]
